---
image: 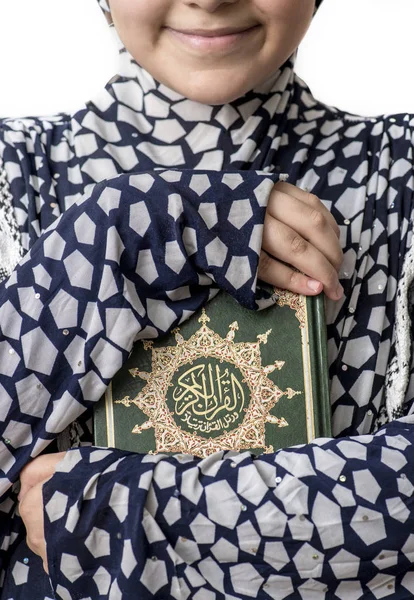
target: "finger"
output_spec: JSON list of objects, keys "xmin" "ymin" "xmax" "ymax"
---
[
  {"xmin": 267, "ymin": 191, "xmax": 343, "ymax": 271},
  {"xmin": 275, "ymin": 182, "xmax": 340, "ymax": 239},
  {"xmin": 19, "ymin": 452, "xmax": 66, "ymax": 502},
  {"xmin": 19, "ymin": 481, "xmax": 48, "ymax": 572},
  {"xmin": 258, "ymin": 252, "xmax": 323, "ymax": 295},
  {"xmin": 301, "ymin": 191, "xmax": 341, "ymax": 240},
  {"xmin": 274, "ymin": 181, "xmax": 340, "ymax": 237},
  {"xmin": 262, "ymin": 219, "xmax": 344, "ymax": 301}
]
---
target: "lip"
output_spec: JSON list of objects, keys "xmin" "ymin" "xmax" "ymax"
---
[
  {"xmin": 171, "ymin": 26, "xmax": 257, "ymax": 37},
  {"xmin": 165, "ymin": 25, "xmax": 261, "ymax": 53}
]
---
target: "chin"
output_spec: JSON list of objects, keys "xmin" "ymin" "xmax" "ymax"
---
[{"xmin": 165, "ymin": 72, "xmax": 256, "ymax": 106}]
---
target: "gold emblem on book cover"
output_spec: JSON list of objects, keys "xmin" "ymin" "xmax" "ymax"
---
[{"xmin": 116, "ymin": 308, "xmax": 301, "ymax": 458}]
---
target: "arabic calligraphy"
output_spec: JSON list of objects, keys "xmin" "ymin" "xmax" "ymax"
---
[
  {"xmin": 113, "ymin": 305, "xmax": 305, "ymax": 457},
  {"xmin": 182, "ymin": 411, "xmax": 240, "ymax": 433},
  {"xmin": 170, "ymin": 360, "xmax": 246, "ymax": 435}
]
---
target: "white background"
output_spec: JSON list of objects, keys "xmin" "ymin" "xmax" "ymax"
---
[{"xmin": 0, "ymin": 0, "xmax": 413, "ymax": 118}]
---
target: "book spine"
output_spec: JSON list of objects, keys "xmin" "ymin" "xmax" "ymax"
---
[{"xmin": 307, "ymin": 294, "xmax": 332, "ymax": 438}]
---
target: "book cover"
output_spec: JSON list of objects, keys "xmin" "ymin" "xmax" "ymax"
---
[{"xmin": 94, "ymin": 290, "xmax": 331, "ymax": 457}]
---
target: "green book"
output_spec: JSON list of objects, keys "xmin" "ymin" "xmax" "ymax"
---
[{"xmin": 94, "ymin": 290, "xmax": 331, "ymax": 457}]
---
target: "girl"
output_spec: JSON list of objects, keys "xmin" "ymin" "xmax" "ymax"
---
[{"xmin": 1, "ymin": 0, "xmax": 414, "ymax": 597}]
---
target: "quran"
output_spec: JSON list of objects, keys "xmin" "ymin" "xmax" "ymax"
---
[{"xmin": 94, "ymin": 290, "xmax": 331, "ymax": 457}]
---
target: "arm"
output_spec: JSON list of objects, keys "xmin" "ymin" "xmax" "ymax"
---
[
  {"xmin": 36, "ymin": 417, "xmax": 414, "ymax": 598},
  {"xmin": 0, "ymin": 169, "xmax": 277, "ymax": 499}
]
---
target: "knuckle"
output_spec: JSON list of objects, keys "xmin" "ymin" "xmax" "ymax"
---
[
  {"xmin": 310, "ymin": 209, "xmax": 326, "ymax": 230},
  {"xmin": 274, "ymin": 180, "xmax": 289, "ymax": 192},
  {"xmin": 19, "ymin": 471, "xmax": 34, "ymax": 490},
  {"xmin": 290, "ymin": 235, "xmax": 308, "ymax": 256},
  {"xmin": 19, "ymin": 463, "xmax": 32, "ymax": 479},
  {"xmin": 20, "ymin": 457, "xmax": 40, "ymax": 479},
  {"xmin": 307, "ymin": 193, "xmax": 321, "ymax": 205},
  {"xmin": 288, "ymin": 270, "xmax": 300, "ymax": 287}
]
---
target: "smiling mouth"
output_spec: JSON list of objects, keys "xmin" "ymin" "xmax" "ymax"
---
[
  {"xmin": 169, "ymin": 25, "xmax": 259, "ymax": 37},
  {"xmin": 165, "ymin": 25, "xmax": 262, "ymax": 53}
]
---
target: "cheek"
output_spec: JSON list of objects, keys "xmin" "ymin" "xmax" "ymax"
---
[
  {"xmin": 253, "ymin": 0, "xmax": 315, "ymax": 32},
  {"xmin": 109, "ymin": 0, "xmax": 168, "ymax": 43},
  {"xmin": 253, "ymin": 0, "xmax": 314, "ymax": 18},
  {"xmin": 255, "ymin": 0, "xmax": 314, "ymax": 53}
]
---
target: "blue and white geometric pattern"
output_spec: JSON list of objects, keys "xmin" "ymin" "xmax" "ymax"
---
[
  {"xmin": 39, "ymin": 418, "xmax": 414, "ymax": 599},
  {"xmin": 1, "ymin": 0, "xmax": 414, "ymax": 596}
]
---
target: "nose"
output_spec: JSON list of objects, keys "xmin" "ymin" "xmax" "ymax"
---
[{"xmin": 183, "ymin": 0, "xmax": 239, "ymax": 11}]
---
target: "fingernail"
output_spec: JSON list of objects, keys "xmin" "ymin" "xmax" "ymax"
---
[
  {"xmin": 307, "ymin": 279, "xmax": 322, "ymax": 292},
  {"xmin": 336, "ymin": 284, "xmax": 344, "ymax": 299}
]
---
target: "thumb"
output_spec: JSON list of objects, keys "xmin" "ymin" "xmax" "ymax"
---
[{"xmin": 19, "ymin": 452, "xmax": 66, "ymax": 503}]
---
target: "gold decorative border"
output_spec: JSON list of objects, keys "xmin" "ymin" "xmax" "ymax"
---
[
  {"xmin": 103, "ymin": 293, "xmax": 316, "ymax": 453},
  {"xmin": 274, "ymin": 289, "xmax": 314, "ymax": 441},
  {"xmin": 274, "ymin": 288, "xmax": 307, "ymax": 328}
]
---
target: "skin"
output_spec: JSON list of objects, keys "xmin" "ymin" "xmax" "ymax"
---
[
  {"xmin": 20, "ymin": 0, "xmax": 344, "ymax": 563},
  {"xmin": 262, "ymin": 182, "xmax": 343, "ymax": 300},
  {"xmin": 19, "ymin": 453, "xmax": 66, "ymax": 574},
  {"xmin": 108, "ymin": 0, "xmax": 316, "ymax": 105}
]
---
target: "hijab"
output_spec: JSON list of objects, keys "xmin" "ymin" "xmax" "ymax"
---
[
  {"xmin": 2, "ymin": 1, "xmax": 414, "ymax": 595},
  {"xmin": 86, "ymin": 0, "xmax": 412, "ymax": 432},
  {"xmin": 1, "ymin": 0, "xmax": 411, "ymax": 444},
  {"xmin": 82, "ymin": 0, "xmax": 325, "ymax": 176}
]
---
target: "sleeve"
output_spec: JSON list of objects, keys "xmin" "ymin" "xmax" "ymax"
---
[
  {"xmin": 0, "ymin": 115, "xmax": 80, "ymax": 253},
  {"xmin": 42, "ymin": 417, "xmax": 414, "ymax": 599},
  {"xmin": 0, "ymin": 169, "xmax": 278, "ymax": 500}
]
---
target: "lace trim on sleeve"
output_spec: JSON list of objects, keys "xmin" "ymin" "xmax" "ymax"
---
[{"xmin": 0, "ymin": 159, "xmax": 23, "ymax": 283}]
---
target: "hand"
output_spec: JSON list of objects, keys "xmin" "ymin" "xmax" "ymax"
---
[
  {"xmin": 18, "ymin": 452, "xmax": 67, "ymax": 574},
  {"xmin": 258, "ymin": 181, "xmax": 343, "ymax": 300}
]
